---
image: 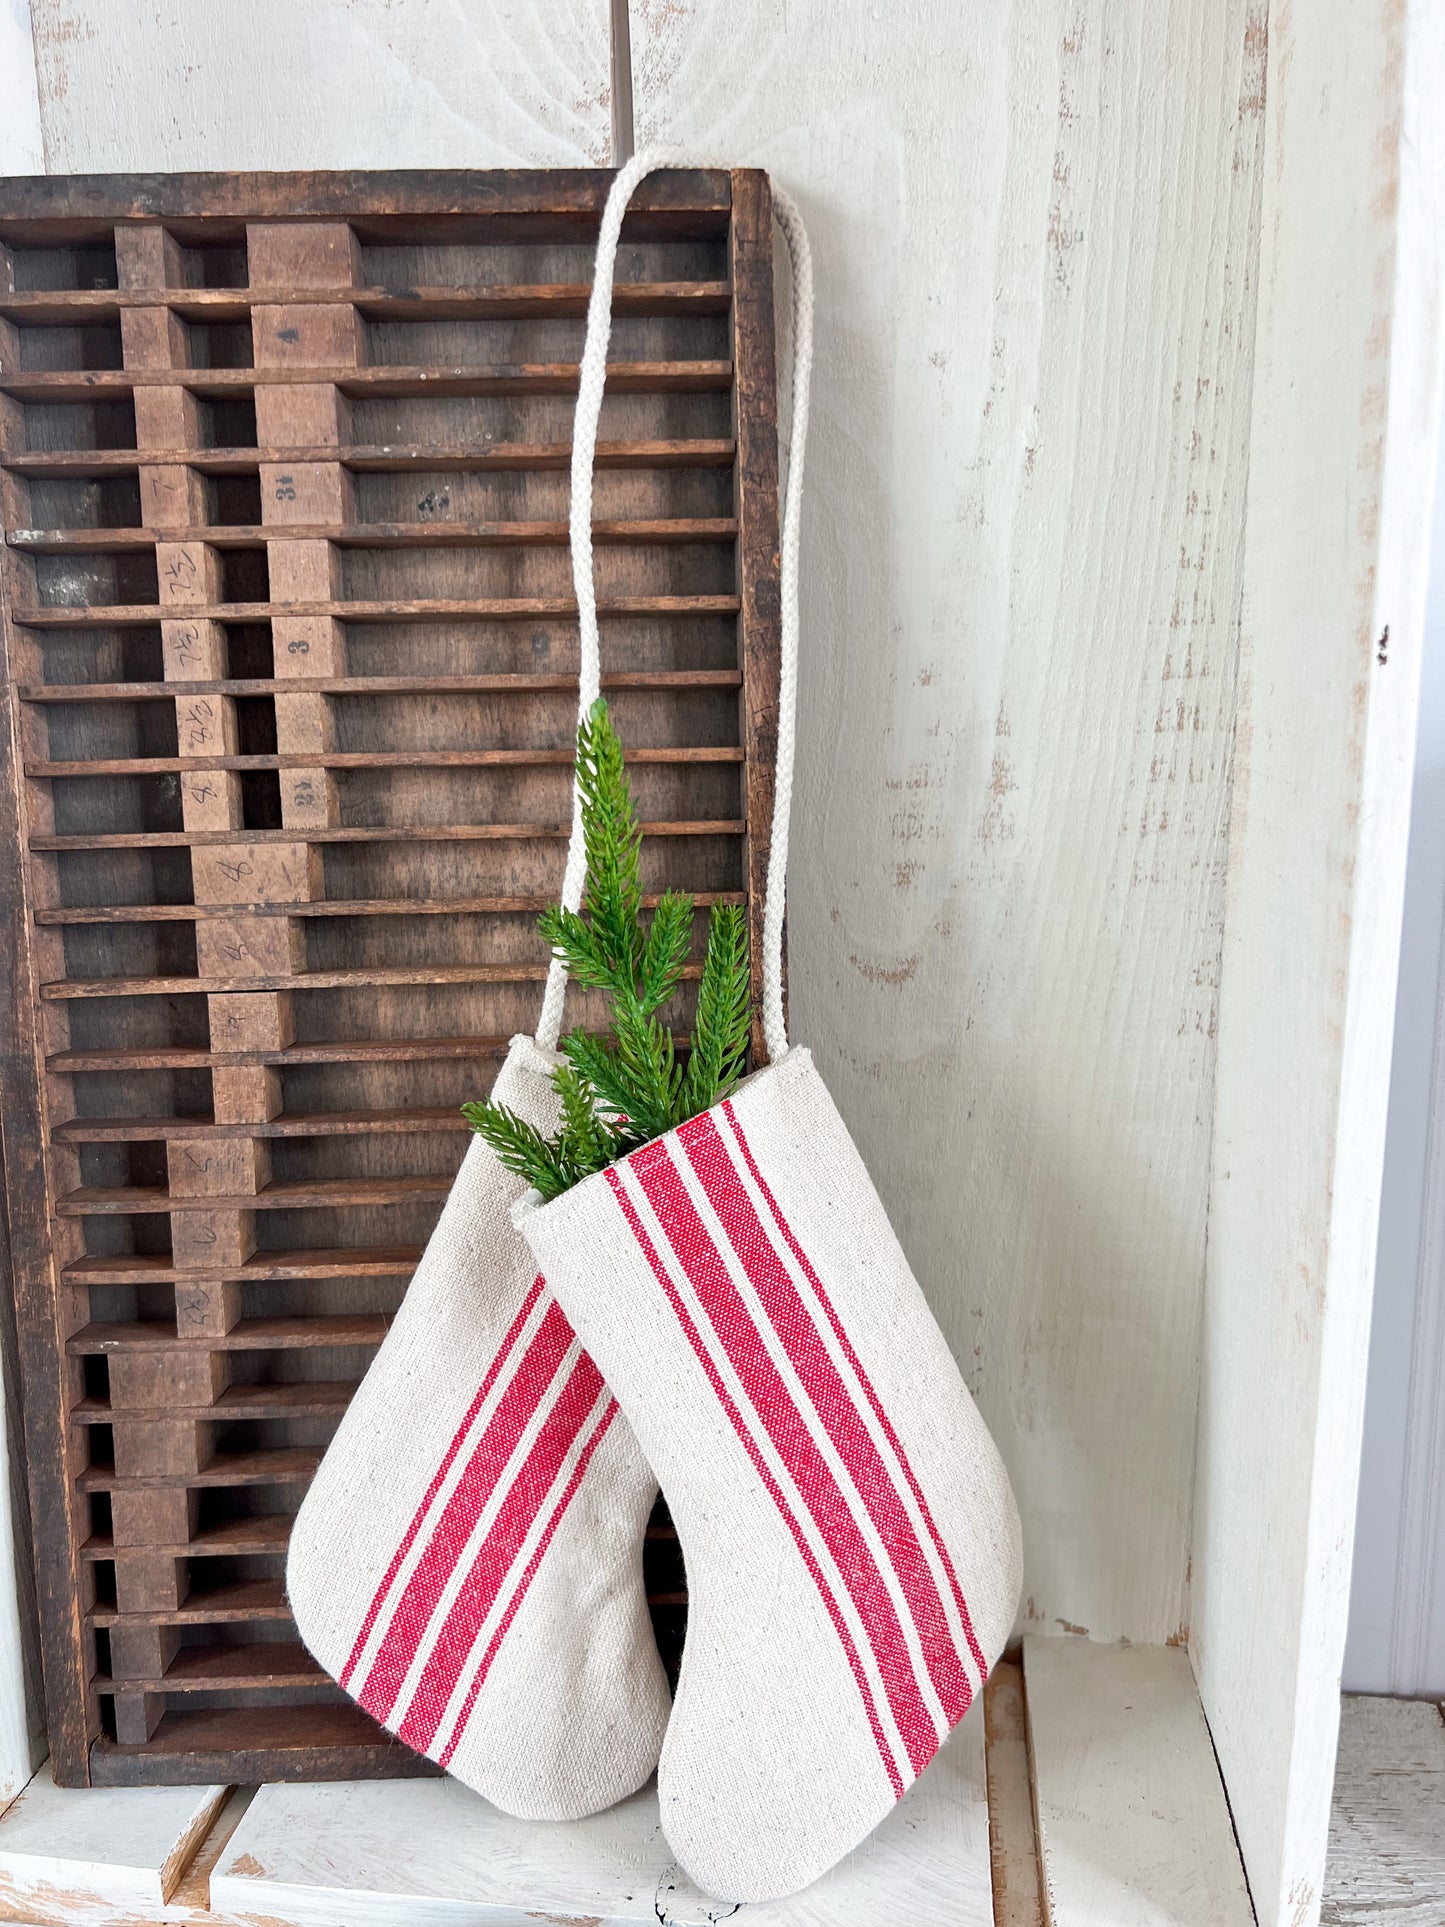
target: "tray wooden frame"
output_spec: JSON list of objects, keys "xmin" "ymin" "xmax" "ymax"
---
[{"xmin": 0, "ymin": 167, "xmax": 781, "ymax": 1787}]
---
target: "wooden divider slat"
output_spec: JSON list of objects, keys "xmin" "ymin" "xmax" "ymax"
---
[
  {"xmin": 35, "ymin": 895, "xmax": 740, "ymax": 925},
  {"xmin": 1, "ymin": 438, "xmax": 738, "ymax": 476},
  {"xmin": 20, "ymin": 670, "xmax": 741, "ymax": 699},
  {"xmin": 0, "ymin": 281, "xmax": 733, "ymax": 323},
  {"xmin": 81, "ymin": 1518, "xmax": 294, "ymax": 1559},
  {"xmin": 8, "ymin": 517, "xmax": 739, "ymax": 549},
  {"xmin": 88, "ymin": 1578, "xmax": 292, "ymax": 1624},
  {"xmin": 0, "ymin": 166, "xmax": 778, "ymax": 1785},
  {"xmin": 0, "ymin": 360, "xmax": 734, "ymax": 402},
  {"xmin": 15, "ymin": 599, "xmax": 741, "ymax": 629},
  {"xmin": 31, "ymin": 824, "xmax": 741, "ymax": 853},
  {"xmin": 44, "ymin": 961, "xmax": 710, "ymax": 999},
  {"xmin": 76, "ymin": 1383, "xmax": 358, "ymax": 1420},
  {"xmin": 80, "ymin": 1453, "xmax": 323, "ymax": 1491},
  {"xmin": 55, "ymin": 1108, "xmax": 470, "ymax": 1140},
  {"xmin": 60, "ymin": 1175, "xmax": 457, "ymax": 1212},
  {"xmin": 68, "ymin": 1317, "xmax": 390, "ymax": 1354},
  {"xmin": 30, "ymin": 751, "xmax": 744, "ymax": 778},
  {"xmin": 48, "ymin": 1038, "xmax": 515, "ymax": 1071},
  {"xmin": 64, "ymin": 1250, "xmax": 419, "ymax": 1283},
  {"xmin": 94, "ymin": 1642, "xmax": 326, "ymax": 1688}
]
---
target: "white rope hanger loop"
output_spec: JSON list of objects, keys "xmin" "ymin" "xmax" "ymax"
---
[{"xmin": 533, "ymin": 149, "xmax": 814, "ymax": 1069}]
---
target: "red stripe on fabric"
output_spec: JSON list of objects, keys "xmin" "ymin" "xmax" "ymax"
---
[
  {"xmin": 679, "ymin": 1111, "xmax": 972, "ymax": 1725},
  {"xmin": 631, "ymin": 1143, "xmax": 938, "ymax": 1775},
  {"xmin": 339, "ymin": 1273, "xmax": 547, "ymax": 1689},
  {"xmin": 437, "ymin": 1397, "xmax": 620, "ymax": 1770},
  {"xmin": 397, "ymin": 1352, "xmax": 606, "ymax": 1753},
  {"xmin": 356, "ymin": 1297, "xmax": 576, "ymax": 1723},
  {"xmin": 721, "ymin": 1099, "xmax": 989, "ymax": 1685},
  {"xmin": 610, "ymin": 1163, "xmax": 915, "ymax": 1794}
]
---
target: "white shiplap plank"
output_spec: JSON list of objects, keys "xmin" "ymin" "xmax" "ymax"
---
[
  {"xmin": 632, "ymin": 0, "xmax": 1266, "ymax": 1650},
  {"xmin": 0, "ymin": 1771, "xmax": 228, "ymax": 1914},
  {"xmin": 209, "ymin": 1714, "xmax": 991, "ymax": 1927},
  {"xmin": 1023, "ymin": 1634, "xmax": 1253, "ymax": 1927},
  {"xmin": 24, "ymin": 0, "xmax": 613, "ymax": 171},
  {"xmin": 1322, "ymin": 1696, "xmax": 1445, "ymax": 1925},
  {"xmin": 0, "ymin": 1, "xmax": 44, "ymax": 172},
  {"xmin": 1190, "ymin": 2, "xmax": 1445, "ymax": 1923}
]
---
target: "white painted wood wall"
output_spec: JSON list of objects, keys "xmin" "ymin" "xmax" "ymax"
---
[
  {"xmin": 1, "ymin": 6, "xmax": 1442, "ymax": 1926},
  {"xmin": 1191, "ymin": 5, "xmax": 1445, "ymax": 1918}
]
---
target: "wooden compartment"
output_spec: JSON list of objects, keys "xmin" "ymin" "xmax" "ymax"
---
[{"xmin": 0, "ymin": 168, "xmax": 782, "ymax": 1787}]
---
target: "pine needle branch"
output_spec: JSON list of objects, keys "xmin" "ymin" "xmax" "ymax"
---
[
  {"xmin": 679, "ymin": 902, "xmax": 752, "ymax": 1123},
  {"xmin": 466, "ymin": 698, "xmax": 753, "ymax": 1198},
  {"xmin": 461, "ymin": 1102, "xmax": 580, "ymax": 1203}
]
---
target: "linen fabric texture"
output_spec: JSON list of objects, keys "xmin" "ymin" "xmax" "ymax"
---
[
  {"xmin": 288, "ymin": 1032, "xmax": 669, "ymax": 1819},
  {"xmin": 515, "ymin": 1045, "xmax": 1023, "ymax": 1901}
]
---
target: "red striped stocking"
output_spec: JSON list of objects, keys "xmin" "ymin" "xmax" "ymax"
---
[
  {"xmin": 288, "ymin": 1033, "xmax": 670, "ymax": 1816},
  {"xmin": 515, "ymin": 1048, "xmax": 1022, "ymax": 1899}
]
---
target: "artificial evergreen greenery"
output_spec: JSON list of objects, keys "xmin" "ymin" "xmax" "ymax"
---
[{"xmin": 463, "ymin": 698, "xmax": 753, "ymax": 1201}]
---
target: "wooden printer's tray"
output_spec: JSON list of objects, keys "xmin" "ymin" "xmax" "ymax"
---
[{"xmin": 0, "ymin": 167, "xmax": 781, "ymax": 1786}]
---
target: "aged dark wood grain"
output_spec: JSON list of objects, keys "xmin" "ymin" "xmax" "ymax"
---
[
  {"xmin": 729, "ymin": 170, "xmax": 784, "ymax": 1063},
  {"xmin": 0, "ymin": 166, "xmax": 780, "ymax": 1786},
  {"xmin": 0, "ymin": 168, "xmax": 731, "ymax": 239},
  {"xmin": 0, "ymin": 404, "xmax": 97, "ymax": 1783}
]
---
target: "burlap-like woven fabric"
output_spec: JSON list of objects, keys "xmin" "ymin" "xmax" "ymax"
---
[
  {"xmin": 516, "ymin": 1045, "xmax": 1022, "ymax": 1899},
  {"xmin": 290, "ymin": 1033, "xmax": 668, "ymax": 1819}
]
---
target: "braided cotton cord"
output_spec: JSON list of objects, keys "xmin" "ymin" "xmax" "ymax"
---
[
  {"xmin": 534, "ymin": 151, "xmax": 814, "ymax": 1068},
  {"xmin": 533, "ymin": 146, "xmax": 667, "ymax": 1051},
  {"xmin": 759, "ymin": 180, "xmax": 812, "ymax": 1064}
]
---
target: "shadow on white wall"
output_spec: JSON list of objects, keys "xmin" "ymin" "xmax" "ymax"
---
[{"xmin": 1347, "ymin": 389, "xmax": 1445, "ymax": 1697}]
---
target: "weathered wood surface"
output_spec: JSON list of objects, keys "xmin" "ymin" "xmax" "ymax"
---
[
  {"xmin": 0, "ymin": 1767, "xmax": 225, "ymax": 1910},
  {"xmin": 0, "ymin": 326, "xmax": 93, "ymax": 1787},
  {"xmin": 633, "ymin": 0, "xmax": 1266, "ymax": 1655},
  {"xmin": 0, "ymin": 1773, "xmax": 260, "ymax": 1925},
  {"xmin": 207, "ymin": 1712, "xmax": 991, "ymax": 1926},
  {"xmin": 1023, "ymin": 1635, "xmax": 1253, "ymax": 1927},
  {"xmin": 1321, "ymin": 1696, "xmax": 1445, "ymax": 1925},
  {"xmin": 0, "ymin": 166, "xmax": 780, "ymax": 1782},
  {"xmin": 983, "ymin": 1659, "xmax": 1043, "ymax": 1927},
  {"xmin": 1189, "ymin": 3, "xmax": 1445, "ymax": 1923}
]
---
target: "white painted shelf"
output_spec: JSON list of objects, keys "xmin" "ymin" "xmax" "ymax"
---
[
  {"xmin": 0, "ymin": 1637, "xmax": 1270, "ymax": 1927},
  {"xmin": 1024, "ymin": 1637, "xmax": 1252, "ymax": 1927}
]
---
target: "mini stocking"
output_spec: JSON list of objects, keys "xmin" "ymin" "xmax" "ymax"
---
[
  {"xmin": 515, "ymin": 1049, "xmax": 1023, "ymax": 1898},
  {"xmin": 290, "ymin": 151, "xmax": 704, "ymax": 1815},
  {"xmin": 288, "ymin": 1033, "xmax": 669, "ymax": 1819},
  {"xmin": 513, "ymin": 156, "xmax": 1022, "ymax": 1902}
]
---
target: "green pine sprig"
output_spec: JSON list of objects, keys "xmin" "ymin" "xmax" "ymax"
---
[{"xmin": 465, "ymin": 698, "xmax": 753, "ymax": 1201}]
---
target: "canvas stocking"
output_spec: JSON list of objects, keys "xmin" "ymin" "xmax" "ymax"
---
[
  {"xmin": 288, "ymin": 1033, "xmax": 669, "ymax": 1818},
  {"xmin": 286, "ymin": 155, "xmax": 704, "ymax": 1816},
  {"xmin": 512, "ymin": 156, "xmax": 1023, "ymax": 1900}
]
